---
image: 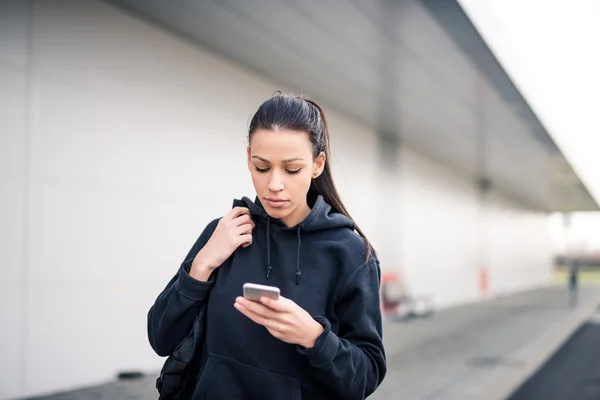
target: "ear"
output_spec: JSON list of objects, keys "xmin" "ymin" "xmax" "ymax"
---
[
  {"xmin": 247, "ymin": 147, "xmax": 252, "ymax": 171},
  {"xmin": 312, "ymin": 152, "xmax": 326, "ymax": 179}
]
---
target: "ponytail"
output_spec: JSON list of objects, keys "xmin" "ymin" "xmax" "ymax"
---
[{"xmin": 305, "ymin": 99, "xmax": 375, "ymax": 261}]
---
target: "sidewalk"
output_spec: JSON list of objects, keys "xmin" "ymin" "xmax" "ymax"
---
[
  {"xmin": 372, "ymin": 285, "xmax": 600, "ymax": 400},
  {"xmin": 26, "ymin": 285, "xmax": 600, "ymax": 400}
]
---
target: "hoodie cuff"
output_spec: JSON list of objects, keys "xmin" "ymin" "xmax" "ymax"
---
[
  {"xmin": 297, "ymin": 316, "xmax": 340, "ymax": 367},
  {"xmin": 174, "ymin": 258, "xmax": 216, "ymax": 301}
]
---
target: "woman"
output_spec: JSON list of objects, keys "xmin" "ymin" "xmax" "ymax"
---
[{"xmin": 148, "ymin": 94, "xmax": 386, "ymax": 399}]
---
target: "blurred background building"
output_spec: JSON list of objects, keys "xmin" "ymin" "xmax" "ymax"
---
[{"xmin": 0, "ymin": 0, "xmax": 597, "ymax": 398}]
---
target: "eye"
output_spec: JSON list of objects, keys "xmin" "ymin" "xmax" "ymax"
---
[
  {"xmin": 286, "ymin": 169, "xmax": 302, "ymax": 175},
  {"xmin": 254, "ymin": 166, "xmax": 269, "ymax": 173}
]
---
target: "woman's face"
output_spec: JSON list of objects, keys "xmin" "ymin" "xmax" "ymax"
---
[{"xmin": 248, "ymin": 129, "xmax": 325, "ymax": 227}]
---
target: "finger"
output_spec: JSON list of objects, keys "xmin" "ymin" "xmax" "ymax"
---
[
  {"xmin": 236, "ymin": 223, "xmax": 254, "ymax": 235},
  {"xmin": 229, "ymin": 207, "xmax": 250, "ymax": 219},
  {"xmin": 263, "ymin": 319, "xmax": 287, "ymax": 333},
  {"xmin": 234, "ymin": 301, "xmax": 273, "ymax": 325},
  {"xmin": 233, "ymin": 214, "xmax": 252, "ymax": 226},
  {"xmin": 266, "ymin": 326, "xmax": 290, "ymax": 341},
  {"xmin": 266, "ymin": 327, "xmax": 284, "ymax": 339},
  {"xmin": 234, "ymin": 301, "xmax": 264, "ymax": 324},
  {"xmin": 237, "ymin": 234, "xmax": 252, "ymax": 247},
  {"xmin": 236, "ymin": 303, "xmax": 287, "ymax": 332},
  {"xmin": 233, "ymin": 215, "xmax": 255, "ymax": 232},
  {"xmin": 237, "ymin": 297, "xmax": 279, "ymax": 320},
  {"xmin": 260, "ymin": 296, "xmax": 293, "ymax": 312}
]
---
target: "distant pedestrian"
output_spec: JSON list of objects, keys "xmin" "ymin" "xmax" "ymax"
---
[{"xmin": 568, "ymin": 258, "xmax": 579, "ymax": 307}]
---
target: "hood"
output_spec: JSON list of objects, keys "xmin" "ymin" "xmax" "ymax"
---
[
  {"xmin": 231, "ymin": 194, "xmax": 355, "ymax": 285},
  {"xmin": 233, "ymin": 195, "xmax": 355, "ymax": 232}
]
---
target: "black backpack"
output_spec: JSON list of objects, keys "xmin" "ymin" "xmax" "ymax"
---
[{"xmin": 156, "ymin": 308, "xmax": 206, "ymax": 399}]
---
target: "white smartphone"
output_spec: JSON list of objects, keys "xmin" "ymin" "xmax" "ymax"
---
[{"xmin": 243, "ymin": 282, "xmax": 280, "ymax": 302}]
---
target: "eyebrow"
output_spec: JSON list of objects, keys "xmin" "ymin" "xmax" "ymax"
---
[{"xmin": 252, "ymin": 156, "xmax": 305, "ymax": 164}]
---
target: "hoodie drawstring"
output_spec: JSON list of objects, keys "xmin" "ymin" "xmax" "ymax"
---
[
  {"xmin": 265, "ymin": 217, "xmax": 272, "ymax": 279},
  {"xmin": 295, "ymin": 227, "xmax": 302, "ymax": 285},
  {"xmin": 264, "ymin": 217, "xmax": 302, "ymax": 285}
]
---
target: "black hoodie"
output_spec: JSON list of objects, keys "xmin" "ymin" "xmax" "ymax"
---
[{"xmin": 148, "ymin": 195, "xmax": 386, "ymax": 399}]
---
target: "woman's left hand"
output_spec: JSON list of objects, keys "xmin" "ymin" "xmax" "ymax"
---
[{"xmin": 234, "ymin": 295, "xmax": 324, "ymax": 349}]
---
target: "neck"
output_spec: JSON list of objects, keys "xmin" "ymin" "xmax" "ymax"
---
[{"xmin": 281, "ymin": 201, "xmax": 311, "ymax": 227}]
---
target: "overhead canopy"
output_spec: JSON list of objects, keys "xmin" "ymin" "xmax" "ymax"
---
[{"xmin": 113, "ymin": 0, "xmax": 597, "ymax": 212}]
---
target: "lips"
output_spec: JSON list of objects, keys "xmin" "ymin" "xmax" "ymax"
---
[{"xmin": 265, "ymin": 198, "xmax": 288, "ymax": 208}]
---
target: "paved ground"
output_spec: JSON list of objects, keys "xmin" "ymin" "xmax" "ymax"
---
[
  {"xmin": 508, "ymin": 309, "xmax": 600, "ymax": 400},
  {"xmin": 23, "ymin": 285, "xmax": 600, "ymax": 400},
  {"xmin": 371, "ymin": 285, "xmax": 600, "ymax": 400}
]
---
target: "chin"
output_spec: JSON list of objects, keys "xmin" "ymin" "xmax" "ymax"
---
[{"xmin": 263, "ymin": 205, "xmax": 292, "ymax": 220}]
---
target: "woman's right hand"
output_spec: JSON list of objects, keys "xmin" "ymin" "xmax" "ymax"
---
[{"xmin": 190, "ymin": 207, "xmax": 254, "ymax": 281}]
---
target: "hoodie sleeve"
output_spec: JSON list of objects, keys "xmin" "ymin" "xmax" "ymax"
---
[
  {"xmin": 297, "ymin": 258, "xmax": 387, "ymax": 399},
  {"xmin": 147, "ymin": 218, "xmax": 220, "ymax": 357}
]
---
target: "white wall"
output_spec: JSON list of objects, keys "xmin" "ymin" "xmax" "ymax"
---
[
  {"xmin": 0, "ymin": 1, "xmax": 552, "ymax": 398},
  {"xmin": 0, "ymin": 1, "xmax": 29, "ymax": 398},
  {"xmin": 486, "ymin": 194, "xmax": 553, "ymax": 294},
  {"xmin": 397, "ymin": 149, "xmax": 552, "ymax": 308},
  {"xmin": 398, "ymin": 149, "xmax": 481, "ymax": 307}
]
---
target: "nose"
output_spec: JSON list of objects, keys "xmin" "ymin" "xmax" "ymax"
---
[{"xmin": 267, "ymin": 171, "xmax": 284, "ymax": 192}]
